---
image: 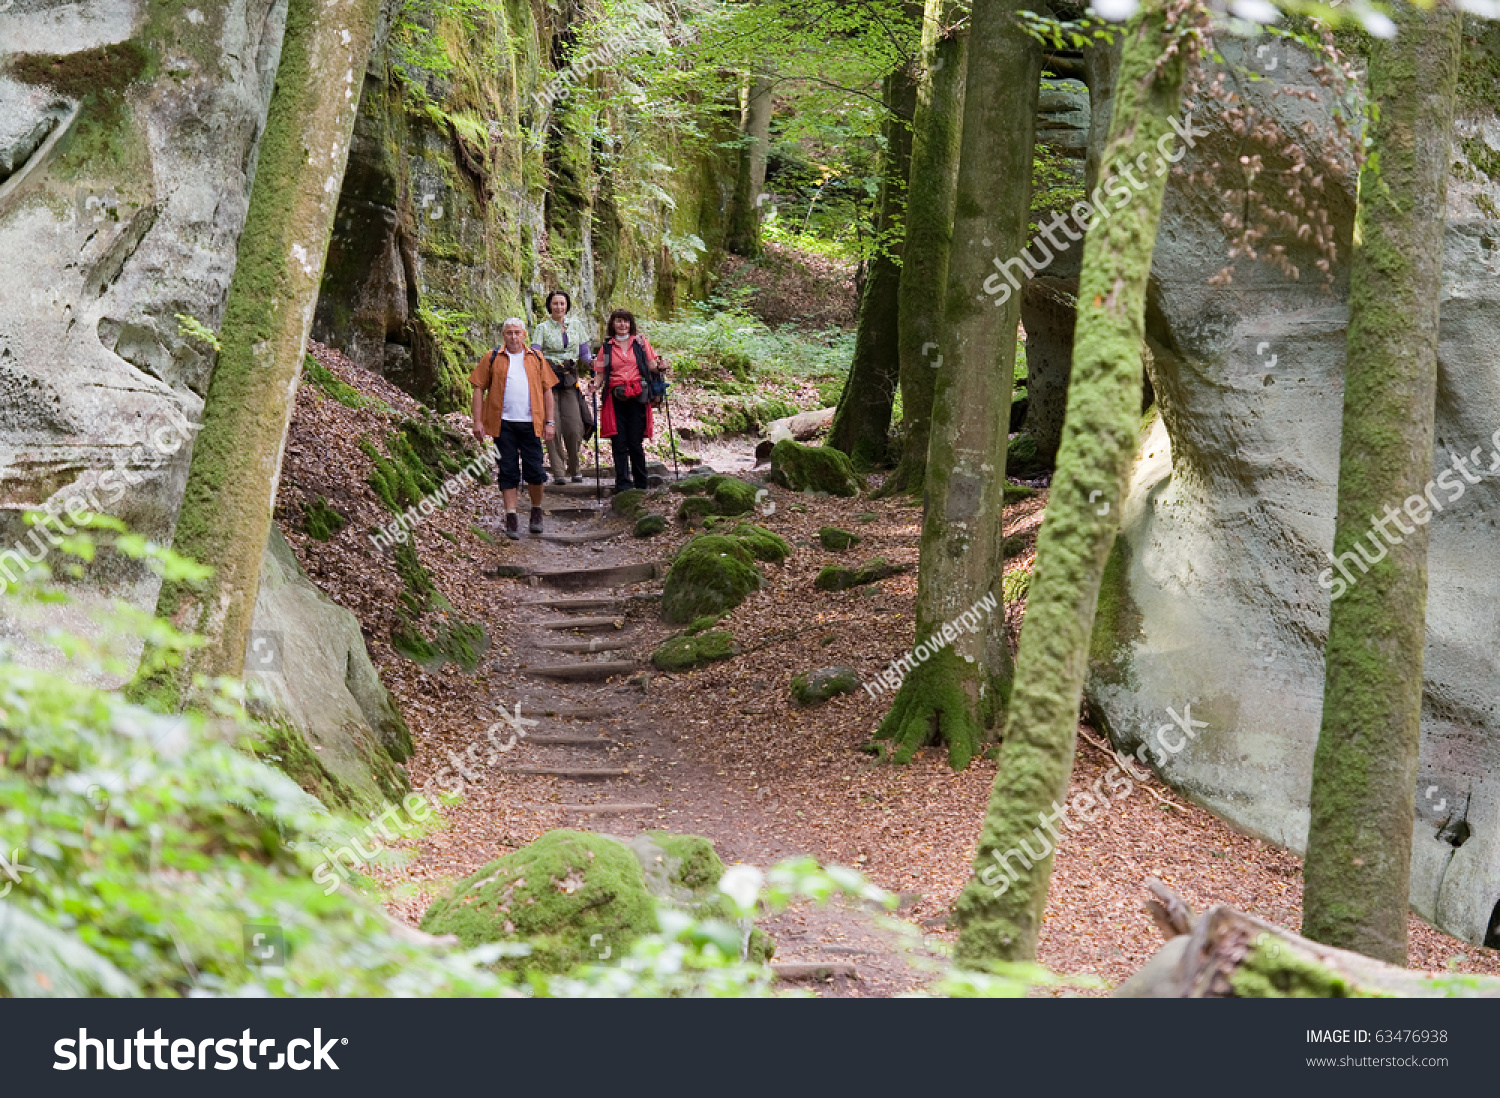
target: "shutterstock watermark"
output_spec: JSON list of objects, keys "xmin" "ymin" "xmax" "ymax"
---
[
  {"xmin": 980, "ymin": 111, "xmax": 1208, "ymax": 307},
  {"xmin": 863, "ymin": 592, "xmax": 1000, "ymax": 699},
  {"xmin": 1318, "ymin": 428, "xmax": 1500, "ymax": 601},
  {"xmin": 369, "ymin": 452, "xmax": 489, "ymax": 551},
  {"xmin": 312, "ymin": 792, "xmax": 437, "ymax": 895},
  {"xmin": 425, "ymin": 703, "xmax": 538, "ymax": 797},
  {"xmin": 979, "ymin": 705, "xmax": 1208, "ymax": 897}
]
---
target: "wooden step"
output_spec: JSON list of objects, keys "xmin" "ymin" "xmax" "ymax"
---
[
  {"xmin": 772, "ymin": 961, "xmax": 860, "ymax": 980},
  {"xmin": 527, "ymin": 561, "xmax": 663, "ymax": 589},
  {"xmin": 498, "ymin": 767, "xmax": 630, "ymax": 779},
  {"xmin": 538, "ymin": 529, "xmax": 622, "ymax": 545},
  {"xmin": 525, "ymin": 735, "xmax": 615, "ymax": 748},
  {"xmin": 544, "ymin": 507, "xmax": 606, "ymax": 519},
  {"xmin": 547, "ymin": 481, "xmax": 617, "ymax": 498},
  {"xmin": 535, "ymin": 616, "xmax": 624, "ymax": 631},
  {"xmin": 524, "ymin": 596, "xmax": 622, "ymax": 612},
  {"xmin": 544, "ymin": 706, "xmax": 614, "ymax": 720},
  {"xmin": 524, "ymin": 660, "xmax": 637, "ymax": 682},
  {"xmin": 533, "ymin": 637, "xmax": 632, "ymax": 654},
  {"xmin": 559, "ymin": 802, "xmax": 657, "ymax": 814}
]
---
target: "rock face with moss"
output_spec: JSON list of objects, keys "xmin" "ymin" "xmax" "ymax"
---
[
  {"xmin": 248, "ymin": 527, "xmax": 412, "ymax": 810},
  {"xmin": 1082, "ymin": 26, "xmax": 1500, "ymax": 948},
  {"xmin": 309, "ymin": 0, "xmax": 735, "ymax": 410},
  {"xmin": 420, "ymin": 829, "xmax": 772, "ymax": 971},
  {"xmin": 767, "ymin": 440, "xmax": 863, "ymax": 497},
  {"xmin": 652, "ymin": 630, "xmax": 737, "ymax": 671},
  {"xmin": 791, "ymin": 666, "xmax": 859, "ymax": 706}
]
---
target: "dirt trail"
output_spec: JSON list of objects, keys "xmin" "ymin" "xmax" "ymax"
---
[{"xmin": 382, "ymin": 485, "xmax": 941, "ymax": 996}]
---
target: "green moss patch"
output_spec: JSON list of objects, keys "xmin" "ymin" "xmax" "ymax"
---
[
  {"xmin": 1003, "ymin": 483, "xmax": 1037, "ymax": 504},
  {"xmin": 634, "ymin": 513, "xmax": 666, "ymax": 537},
  {"xmin": 302, "ymin": 495, "xmax": 346, "ymax": 541},
  {"xmin": 1002, "ymin": 569, "xmax": 1031, "ymax": 603},
  {"xmin": 727, "ymin": 523, "xmax": 790, "ymax": 562},
  {"xmin": 651, "ymin": 630, "xmax": 738, "ymax": 671},
  {"xmin": 768, "ymin": 440, "xmax": 863, "ymax": 496},
  {"xmin": 612, "ymin": 489, "xmax": 648, "ymax": 519}
]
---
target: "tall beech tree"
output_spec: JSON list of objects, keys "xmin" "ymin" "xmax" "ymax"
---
[
  {"xmin": 953, "ymin": 0, "xmax": 1193, "ymax": 963},
  {"xmin": 872, "ymin": 0, "xmax": 1045, "ymax": 768},
  {"xmin": 1302, "ymin": 1, "xmax": 1462, "ymax": 965},
  {"xmin": 137, "ymin": 0, "xmax": 384, "ymax": 707},
  {"xmin": 880, "ymin": 0, "xmax": 969, "ymax": 497},
  {"xmin": 827, "ymin": 55, "xmax": 919, "ymax": 468},
  {"xmin": 725, "ymin": 70, "xmax": 775, "ymax": 257}
]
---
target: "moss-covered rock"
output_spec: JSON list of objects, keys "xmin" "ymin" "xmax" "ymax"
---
[
  {"xmin": 791, "ymin": 666, "xmax": 860, "ymax": 706},
  {"xmin": 420, "ymin": 830, "xmax": 659, "ymax": 973},
  {"xmin": 627, "ymin": 833, "xmax": 774, "ymax": 963},
  {"xmin": 819, "ymin": 526, "xmax": 861, "ymax": 551},
  {"xmin": 767, "ymin": 440, "xmax": 863, "ymax": 497},
  {"xmin": 1006, "ymin": 432, "xmax": 1045, "ymax": 474},
  {"xmin": 814, "ymin": 557, "xmax": 909, "ymax": 592},
  {"xmin": 709, "ymin": 475, "xmax": 758, "ymax": 515},
  {"xmin": 612, "ymin": 489, "xmax": 648, "ymax": 519},
  {"xmin": 728, "ymin": 523, "xmax": 791, "ymax": 562},
  {"xmin": 1003, "ymin": 534, "xmax": 1028, "ymax": 559},
  {"xmin": 651, "ymin": 630, "xmax": 738, "ymax": 671},
  {"xmin": 1004, "ymin": 483, "xmax": 1037, "ymax": 504},
  {"xmin": 662, "ymin": 534, "xmax": 763, "ymax": 624},
  {"xmin": 686, "ymin": 613, "xmax": 725, "ymax": 634},
  {"xmin": 672, "ymin": 475, "xmax": 714, "ymax": 495},
  {"xmin": 677, "ymin": 495, "xmax": 719, "ymax": 524},
  {"xmin": 634, "ymin": 513, "xmax": 667, "ymax": 537},
  {"xmin": 855, "ymin": 511, "xmax": 878, "ymax": 523}
]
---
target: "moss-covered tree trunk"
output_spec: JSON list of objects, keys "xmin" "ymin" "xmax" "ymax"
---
[
  {"xmin": 140, "ymin": 0, "xmax": 384, "ymax": 706},
  {"xmin": 871, "ymin": 0, "xmax": 1044, "ymax": 769},
  {"xmin": 880, "ymin": 0, "xmax": 968, "ymax": 497},
  {"xmin": 1301, "ymin": 3, "xmax": 1461, "ymax": 966},
  {"xmin": 952, "ymin": 0, "xmax": 1188, "ymax": 963},
  {"xmin": 725, "ymin": 71, "xmax": 775, "ymax": 258},
  {"xmin": 827, "ymin": 57, "xmax": 918, "ymax": 469}
]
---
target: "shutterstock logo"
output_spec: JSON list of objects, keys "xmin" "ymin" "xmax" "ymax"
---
[{"xmin": 54, "ymin": 1029, "xmax": 346, "ymax": 1071}]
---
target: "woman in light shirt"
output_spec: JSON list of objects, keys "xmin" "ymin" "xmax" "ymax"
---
[{"xmin": 532, "ymin": 290, "xmax": 593, "ymax": 484}]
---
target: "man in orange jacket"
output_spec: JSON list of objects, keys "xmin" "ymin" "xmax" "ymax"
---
[{"xmin": 471, "ymin": 318, "xmax": 558, "ymax": 539}]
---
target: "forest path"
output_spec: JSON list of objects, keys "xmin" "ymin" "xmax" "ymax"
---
[{"xmin": 390, "ymin": 485, "xmax": 940, "ymax": 996}]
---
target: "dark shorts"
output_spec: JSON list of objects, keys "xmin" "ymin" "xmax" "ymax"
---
[{"xmin": 495, "ymin": 420, "xmax": 546, "ymax": 490}]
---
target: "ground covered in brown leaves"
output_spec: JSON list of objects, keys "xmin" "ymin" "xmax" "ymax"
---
[{"xmin": 274, "ymin": 341, "xmax": 1500, "ymax": 996}]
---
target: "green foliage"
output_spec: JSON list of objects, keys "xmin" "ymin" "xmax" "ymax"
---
[
  {"xmin": 1003, "ymin": 569, "xmax": 1031, "ymax": 604},
  {"xmin": 175, "ymin": 313, "xmax": 221, "ymax": 352},
  {"xmin": 651, "ymin": 299, "xmax": 853, "ymax": 386}
]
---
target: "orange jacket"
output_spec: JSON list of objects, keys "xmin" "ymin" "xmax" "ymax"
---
[{"xmin": 470, "ymin": 346, "xmax": 558, "ymax": 437}]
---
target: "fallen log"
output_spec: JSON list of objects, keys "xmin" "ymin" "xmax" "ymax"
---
[
  {"xmin": 1116, "ymin": 885, "xmax": 1500, "ymax": 998},
  {"xmin": 766, "ymin": 407, "xmax": 835, "ymax": 445}
]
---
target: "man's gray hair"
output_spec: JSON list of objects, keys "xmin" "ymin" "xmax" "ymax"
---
[{"xmin": 502, "ymin": 317, "xmax": 527, "ymax": 330}]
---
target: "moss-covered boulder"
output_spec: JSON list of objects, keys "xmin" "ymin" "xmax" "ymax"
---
[
  {"xmin": 767, "ymin": 440, "xmax": 863, "ymax": 497},
  {"xmin": 791, "ymin": 666, "xmax": 860, "ymax": 706},
  {"xmin": 652, "ymin": 630, "xmax": 738, "ymax": 671},
  {"xmin": 612, "ymin": 489, "xmax": 648, "ymax": 519},
  {"xmin": 709, "ymin": 476, "xmax": 759, "ymax": 515},
  {"xmin": 662, "ymin": 535, "xmax": 763, "ymax": 624},
  {"xmin": 419, "ymin": 830, "xmax": 658, "ymax": 973},
  {"xmin": 677, "ymin": 495, "xmax": 719, "ymax": 524},
  {"xmin": 728, "ymin": 523, "xmax": 791, "ymax": 562},
  {"xmin": 1007, "ymin": 432, "xmax": 1045, "ymax": 475},
  {"xmin": 1003, "ymin": 534, "xmax": 1028, "ymax": 559},
  {"xmin": 818, "ymin": 526, "xmax": 861, "ymax": 551},
  {"xmin": 814, "ymin": 557, "xmax": 910, "ymax": 592},
  {"xmin": 634, "ymin": 513, "xmax": 667, "ymax": 537},
  {"xmin": 419, "ymin": 830, "xmax": 774, "ymax": 971},
  {"xmin": 1004, "ymin": 483, "xmax": 1037, "ymax": 504},
  {"xmin": 672, "ymin": 475, "xmax": 714, "ymax": 495},
  {"xmin": 686, "ymin": 613, "xmax": 724, "ymax": 634}
]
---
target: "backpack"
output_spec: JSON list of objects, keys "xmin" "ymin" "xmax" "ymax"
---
[{"xmin": 602, "ymin": 337, "xmax": 668, "ymax": 407}]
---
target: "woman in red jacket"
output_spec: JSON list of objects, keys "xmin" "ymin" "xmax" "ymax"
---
[{"xmin": 588, "ymin": 309, "xmax": 665, "ymax": 492}]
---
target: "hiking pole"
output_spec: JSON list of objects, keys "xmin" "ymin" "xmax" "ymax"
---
[
  {"xmin": 592, "ymin": 386, "xmax": 601, "ymax": 507},
  {"xmin": 662, "ymin": 386, "xmax": 681, "ymax": 483}
]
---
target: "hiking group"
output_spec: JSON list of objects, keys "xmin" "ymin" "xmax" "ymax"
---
[{"xmin": 469, "ymin": 293, "xmax": 668, "ymax": 540}]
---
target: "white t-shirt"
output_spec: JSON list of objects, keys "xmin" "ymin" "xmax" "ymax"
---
[{"xmin": 500, "ymin": 351, "xmax": 531, "ymax": 423}]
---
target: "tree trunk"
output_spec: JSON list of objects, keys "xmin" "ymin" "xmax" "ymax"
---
[
  {"xmin": 136, "ymin": 0, "xmax": 384, "ymax": 708},
  {"xmin": 725, "ymin": 71, "xmax": 775, "ymax": 258},
  {"xmin": 952, "ymin": 0, "xmax": 1189, "ymax": 963},
  {"xmin": 880, "ymin": 0, "xmax": 968, "ymax": 497},
  {"xmin": 871, "ymin": 0, "xmax": 1043, "ymax": 769},
  {"xmin": 1301, "ymin": 3, "xmax": 1461, "ymax": 966},
  {"xmin": 827, "ymin": 58, "xmax": 918, "ymax": 469}
]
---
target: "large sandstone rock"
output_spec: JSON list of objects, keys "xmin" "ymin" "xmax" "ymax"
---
[
  {"xmin": 1086, "ymin": 29, "xmax": 1500, "ymax": 946},
  {"xmin": 248, "ymin": 526, "xmax": 411, "ymax": 811}
]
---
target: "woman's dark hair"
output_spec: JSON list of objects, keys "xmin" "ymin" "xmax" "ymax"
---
[
  {"xmin": 544, "ymin": 290, "xmax": 571, "ymax": 314},
  {"xmin": 606, "ymin": 308, "xmax": 637, "ymax": 338}
]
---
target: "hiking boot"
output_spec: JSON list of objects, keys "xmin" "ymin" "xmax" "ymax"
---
[
  {"xmin": 529, "ymin": 507, "xmax": 544, "ymax": 535},
  {"xmin": 571, "ymin": 475, "xmax": 583, "ymax": 483},
  {"xmin": 552, "ymin": 476, "xmax": 567, "ymax": 486},
  {"xmin": 504, "ymin": 512, "xmax": 520, "ymax": 540}
]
